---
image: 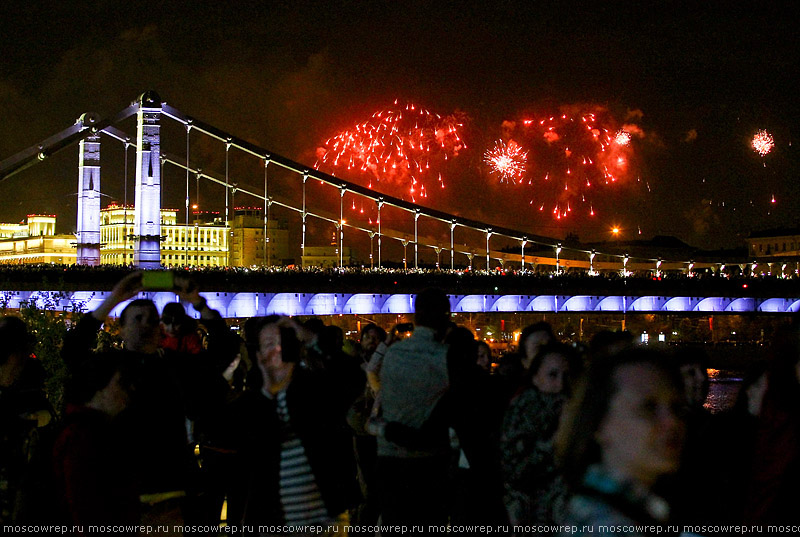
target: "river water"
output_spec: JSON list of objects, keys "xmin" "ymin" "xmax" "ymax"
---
[{"xmin": 704, "ymin": 370, "xmax": 743, "ymax": 413}]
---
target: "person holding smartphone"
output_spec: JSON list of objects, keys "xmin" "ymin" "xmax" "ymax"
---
[{"xmin": 61, "ymin": 271, "xmax": 239, "ymax": 531}]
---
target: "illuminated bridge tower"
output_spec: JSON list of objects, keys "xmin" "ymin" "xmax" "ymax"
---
[
  {"xmin": 133, "ymin": 91, "xmax": 162, "ymax": 268},
  {"xmin": 76, "ymin": 122, "xmax": 101, "ymax": 266}
]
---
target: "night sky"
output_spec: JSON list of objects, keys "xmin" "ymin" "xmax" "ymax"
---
[{"xmin": 1, "ymin": 1, "xmax": 798, "ymax": 250}]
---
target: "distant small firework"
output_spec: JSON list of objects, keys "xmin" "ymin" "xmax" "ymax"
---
[
  {"xmin": 614, "ymin": 130, "xmax": 632, "ymax": 146},
  {"xmin": 315, "ymin": 100, "xmax": 465, "ymax": 201},
  {"xmin": 484, "ymin": 140, "xmax": 528, "ymax": 183},
  {"xmin": 752, "ymin": 130, "xmax": 775, "ymax": 157}
]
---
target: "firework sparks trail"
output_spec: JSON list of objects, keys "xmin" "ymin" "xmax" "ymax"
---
[
  {"xmin": 487, "ymin": 106, "xmax": 640, "ymax": 219},
  {"xmin": 315, "ymin": 100, "xmax": 465, "ymax": 201},
  {"xmin": 752, "ymin": 129, "xmax": 774, "ymax": 157},
  {"xmin": 484, "ymin": 140, "xmax": 528, "ymax": 183}
]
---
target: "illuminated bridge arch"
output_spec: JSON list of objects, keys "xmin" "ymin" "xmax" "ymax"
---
[{"xmin": 4, "ymin": 290, "xmax": 798, "ymax": 317}]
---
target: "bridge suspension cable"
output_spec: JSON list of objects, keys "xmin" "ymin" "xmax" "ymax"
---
[{"xmin": 0, "ymin": 92, "xmax": 748, "ymax": 273}]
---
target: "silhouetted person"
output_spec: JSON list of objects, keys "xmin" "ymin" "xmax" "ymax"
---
[
  {"xmin": 376, "ymin": 288, "xmax": 453, "ymax": 526},
  {"xmin": 1, "ymin": 316, "xmax": 53, "ymax": 524},
  {"xmin": 231, "ymin": 316, "xmax": 360, "ymax": 530},
  {"xmin": 61, "ymin": 272, "xmax": 237, "ymax": 530},
  {"xmin": 52, "ymin": 353, "xmax": 138, "ymax": 533}
]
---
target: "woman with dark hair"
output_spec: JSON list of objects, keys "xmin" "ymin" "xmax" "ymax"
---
[
  {"xmin": 555, "ymin": 349, "xmax": 686, "ymax": 533},
  {"xmin": 475, "ymin": 340, "xmax": 492, "ymax": 372},
  {"xmin": 1, "ymin": 315, "xmax": 52, "ymax": 524},
  {"xmin": 501, "ymin": 341, "xmax": 576, "ymax": 529},
  {"xmin": 231, "ymin": 316, "xmax": 360, "ymax": 531},
  {"xmin": 519, "ymin": 322, "xmax": 555, "ymax": 371},
  {"xmin": 52, "ymin": 353, "xmax": 138, "ymax": 530},
  {"xmin": 742, "ymin": 324, "xmax": 800, "ymax": 524},
  {"xmin": 160, "ymin": 302, "xmax": 203, "ymax": 355}
]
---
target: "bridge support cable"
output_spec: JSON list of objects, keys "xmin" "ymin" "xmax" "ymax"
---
[
  {"xmin": 485, "ymin": 229, "xmax": 492, "ymax": 271},
  {"xmin": 377, "ymin": 198, "xmax": 384, "ymax": 269},
  {"xmin": 264, "ymin": 156, "xmax": 271, "ymax": 266},
  {"xmin": 185, "ymin": 123, "xmax": 191, "ymax": 254},
  {"xmin": 0, "ymin": 92, "xmax": 740, "ymax": 271},
  {"xmin": 339, "ymin": 186, "xmax": 346, "ymax": 268},
  {"xmin": 0, "ymin": 105, "xmax": 138, "ymax": 182},
  {"xmin": 302, "ymin": 172, "xmax": 308, "ymax": 268},
  {"xmin": 521, "ymin": 238, "xmax": 527, "ymax": 271},
  {"xmin": 414, "ymin": 209, "xmax": 420, "ymax": 270}
]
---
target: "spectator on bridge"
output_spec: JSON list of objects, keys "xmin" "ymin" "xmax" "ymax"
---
[
  {"xmin": 229, "ymin": 315, "xmax": 359, "ymax": 530},
  {"xmin": 375, "ymin": 288, "xmax": 453, "ymax": 526},
  {"xmin": 501, "ymin": 341, "xmax": 577, "ymax": 530},
  {"xmin": 61, "ymin": 271, "xmax": 238, "ymax": 530},
  {"xmin": 556, "ymin": 349, "xmax": 686, "ymax": 535},
  {"xmin": 1, "ymin": 316, "xmax": 54, "ymax": 524},
  {"xmin": 52, "ymin": 353, "xmax": 139, "ymax": 531}
]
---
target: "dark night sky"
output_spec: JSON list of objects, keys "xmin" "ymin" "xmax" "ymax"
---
[{"xmin": 1, "ymin": 1, "xmax": 798, "ymax": 250}]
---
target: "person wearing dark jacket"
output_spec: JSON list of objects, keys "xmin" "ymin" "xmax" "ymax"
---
[
  {"xmin": 231, "ymin": 316, "xmax": 359, "ymax": 532},
  {"xmin": 1, "ymin": 316, "xmax": 54, "ymax": 524},
  {"xmin": 52, "ymin": 353, "xmax": 138, "ymax": 533},
  {"xmin": 60, "ymin": 271, "xmax": 238, "ymax": 529}
]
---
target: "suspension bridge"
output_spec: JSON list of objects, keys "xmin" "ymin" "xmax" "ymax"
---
[{"xmin": 1, "ymin": 91, "xmax": 797, "ymax": 317}]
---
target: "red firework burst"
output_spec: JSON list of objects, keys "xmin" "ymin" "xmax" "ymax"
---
[
  {"xmin": 315, "ymin": 101, "xmax": 465, "ymax": 201},
  {"xmin": 489, "ymin": 106, "xmax": 639, "ymax": 219}
]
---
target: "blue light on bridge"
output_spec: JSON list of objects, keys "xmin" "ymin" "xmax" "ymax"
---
[{"xmin": 3, "ymin": 290, "xmax": 798, "ymax": 317}]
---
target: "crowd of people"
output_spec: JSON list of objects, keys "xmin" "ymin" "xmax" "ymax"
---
[{"xmin": 2, "ymin": 271, "xmax": 800, "ymax": 536}]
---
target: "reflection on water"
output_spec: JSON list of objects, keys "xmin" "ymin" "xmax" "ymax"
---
[{"xmin": 704, "ymin": 369, "xmax": 743, "ymax": 413}]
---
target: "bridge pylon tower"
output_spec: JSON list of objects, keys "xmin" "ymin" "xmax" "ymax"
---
[
  {"xmin": 133, "ymin": 91, "xmax": 163, "ymax": 269},
  {"xmin": 76, "ymin": 114, "xmax": 101, "ymax": 266}
]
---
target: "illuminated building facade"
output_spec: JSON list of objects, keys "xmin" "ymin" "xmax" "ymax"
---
[
  {"xmin": 100, "ymin": 205, "xmax": 228, "ymax": 267},
  {"xmin": 0, "ymin": 215, "xmax": 76, "ymax": 264},
  {"xmin": 230, "ymin": 208, "xmax": 292, "ymax": 267},
  {"xmin": 301, "ymin": 246, "xmax": 357, "ymax": 268},
  {"xmin": 748, "ymin": 228, "xmax": 800, "ymax": 258}
]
